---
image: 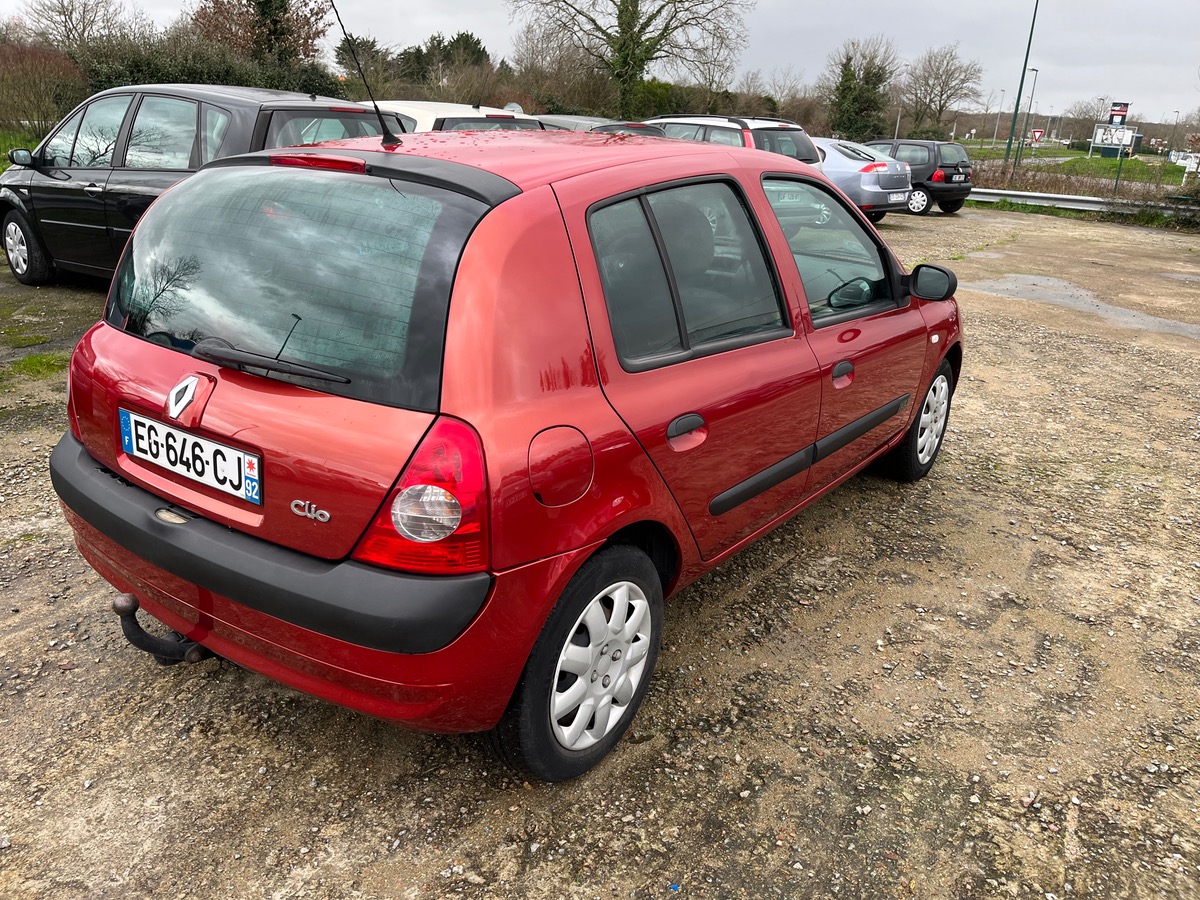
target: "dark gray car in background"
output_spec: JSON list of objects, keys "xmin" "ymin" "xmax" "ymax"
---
[
  {"xmin": 1, "ymin": 84, "xmax": 404, "ymax": 285},
  {"xmin": 864, "ymin": 138, "xmax": 973, "ymax": 215}
]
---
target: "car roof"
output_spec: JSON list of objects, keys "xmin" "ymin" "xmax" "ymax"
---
[
  {"xmin": 648, "ymin": 114, "xmax": 807, "ymax": 131},
  {"xmin": 538, "ymin": 114, "xmax": 616, "ymax": 129},
  {"xmin": 89, "ymin": 83, "xmax": 356, "ymax": 109},
  {"xmin": 228, "ymin": 129, "xmax": 816, "ymax": 197},
  {"xmin": 374, "ymin": 100, "xmax": 541, "ymax": 119}
]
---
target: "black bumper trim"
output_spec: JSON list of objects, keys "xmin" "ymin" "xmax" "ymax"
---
[{"xmin": 50, "ymin": 433, "xmax": 492, "ymax": 655}]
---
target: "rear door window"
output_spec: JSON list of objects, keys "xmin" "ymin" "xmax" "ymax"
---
[
  {"xmin": 105, "ymin": 166, "xmax": 488, "ymax": 410},
  {"xmin": 591, "ymin": 181, "xmax": 786, "ymax": 367},
  {"xmin": 895, "ymin": 144, "xmax": 931, "ymax": 166},
  {"xmin": 751, "ymin": 129, "xmax": 820, "ymax": 164}
]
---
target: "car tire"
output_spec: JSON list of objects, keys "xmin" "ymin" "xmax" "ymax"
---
[
  {"xmin": 881, "ymin": 358, "xmax": 955, "ymax": 482},
  {"xmin": 906, "ymin": 188, "xmax": 932, "ymax": 215},
  {"xmin": 3, "ymin": 209, "xmax": 54, "ymax": 285},
  {"xmin": 865, "ymin": 211, "xmax": 886, "ymax": 223},
  {"xmin": 938, "ymin": 199, "xmax": 965, "ymax": 214},
  {"xmin": 490, "ymin": 545, "xmax": 663, "ymax": 782}
]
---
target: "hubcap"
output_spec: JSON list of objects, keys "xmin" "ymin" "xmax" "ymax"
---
[
  {"xmin": 549, "ymin": 580, "xmax": 653, "ymax": 751},
  {"xmin": 4, "ymin": 222, "xmax": 28, "ymax": 275},
  {"xmin": 908, "ymin": 190, "xmax": 929, "ymax": 214},
  {"xmin": 916, "ymin": 374, "xmax": 950, "ymax": 464}
]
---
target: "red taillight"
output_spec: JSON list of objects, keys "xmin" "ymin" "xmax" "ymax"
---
[
  {"xmin": 860, "ymin": 162, "xmax": 888, "ymax": 173},
  {"xmin": 269, "ymin": 154, "xmax": 367, "ymax": 173},
  {"xmin": 352, "ymin": 417, "xmax": 489, "ymax": 575},
  {"xmin": 931, "ymin": 168, "xmax": 946, "ymax": 182}
]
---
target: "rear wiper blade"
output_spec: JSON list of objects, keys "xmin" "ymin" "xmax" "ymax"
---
[{"xmin": 193, "ymin": 339, "xmax": 351, "ymax": 383}]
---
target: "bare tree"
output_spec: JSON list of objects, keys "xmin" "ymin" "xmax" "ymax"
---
[
  {"xmin": 188, "ymin": 0, "xmax": 330, "ymax": 63},
  {"xmin": 18, "ymin": 0, "xmax": 132, "ymax": 50},
  {"xmin": 507, "ymin": 0, "xmax": 754, "ymax": 119},
  {"xmin": 814, "ymin": 35, "xmax": 900, "ymax": 103},
  {"xmin": 898, "ymin": 42, "xmax": 982, "ymax": 133},
  {"xmin": 670, "ymin": 27, "xmax": 739, "ymax": 113},
  {"xmin": 510, "ymin": 18, "xmax": 614, "ymax": 113},
  {"xmin": 0, "ymin": 43, "xmax": 85, "ymax": 134}
]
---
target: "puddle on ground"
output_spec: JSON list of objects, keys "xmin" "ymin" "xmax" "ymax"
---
[
  {"xmin": 962, "ymin": 274, "xmax": 1200, "ymax": 340},
  {"xmin": 967, "ymin": 251, "xmax": 1006, "ymax": 259},
  {"xmin": 1163, "ymin": 272, "xmax": 1200, "ymax": 284}
]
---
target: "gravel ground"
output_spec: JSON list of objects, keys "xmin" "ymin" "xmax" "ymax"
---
[{"xmin": 0, "ymin": 208, "xmax": 1197, "ymax": 899}]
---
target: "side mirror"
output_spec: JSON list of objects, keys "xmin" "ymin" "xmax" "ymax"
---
[
  {"xmin": 909, "ymin": 263, "xmax": 957, "ymax": 301},
  {"xmin": 7, "ymin": 149, "xmax": 34, "ymax": 167}
]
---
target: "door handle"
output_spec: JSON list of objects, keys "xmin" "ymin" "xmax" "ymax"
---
[
  {"xmin": 83, "ymin": 183, "xmax": 103, "ymax": 197},
  {"xmin": 832, "ymin": 361, "xmax": 854, "ymax": 379},
  {"xmin": 667, "ymin": 413, "xmax": 706, "ymax": 439}
]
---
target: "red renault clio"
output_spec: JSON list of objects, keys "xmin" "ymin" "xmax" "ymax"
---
[{"xmin": 50, "ymin": 129, "xmax": 962, "ymax": 781}]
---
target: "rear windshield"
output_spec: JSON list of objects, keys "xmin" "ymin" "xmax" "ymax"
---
[
  {"xmin": 831, "ymin": 141, "xmax": 894, "ymax": 163},
  {"xmin": 439, "ymin": 117, "xmax": 544, "ymax": 131},
  {"xmin": 265, "ymin": 110, "xmax": 407, "ymax": 146},
  {"xmin": 104, "ymin": 166, "xmax": 488, "ymax": 411},
  {"xmin": 751, "ymin": 128, "xmax": 820, "ymax": 164},
  {"xmin": 939, "ymin": 143, "xmax": 971, "ymax": 165}
]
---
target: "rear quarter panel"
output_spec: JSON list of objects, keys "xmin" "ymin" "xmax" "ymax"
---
[{"xmin": 439, "ymin": 185, "xmax": 696, "ymax": 578}]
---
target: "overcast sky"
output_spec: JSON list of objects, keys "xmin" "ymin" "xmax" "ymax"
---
[{"xmin": 4, "ymin": 0, "xmax": 1198, "ymax": 125}]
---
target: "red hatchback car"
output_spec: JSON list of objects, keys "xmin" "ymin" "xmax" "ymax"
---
[{"xmin": 50, "ymin": 130, "xmax": 962, "ymax": 781}]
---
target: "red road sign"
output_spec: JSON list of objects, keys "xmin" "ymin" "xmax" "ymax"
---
[{"xmin": 1031, "ymin": 129, "xmax": 1045, "ymax": 143}]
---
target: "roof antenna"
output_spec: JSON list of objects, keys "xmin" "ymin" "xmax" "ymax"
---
[{"xmin": 327, "ymin": 0, "xmax": 402, "ymax": 147}]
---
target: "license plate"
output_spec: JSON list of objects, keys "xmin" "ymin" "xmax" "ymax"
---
[
  {"xmin": 951, "ymin": 174, "xmax": 965, "ymax": 182},
  {"xmin": 888, "ymin": 192, "xmax": 906, "ymax": 203},
  {"xmin": 119, "ymin": 409, "xmax": 261, "ymax": 505}
]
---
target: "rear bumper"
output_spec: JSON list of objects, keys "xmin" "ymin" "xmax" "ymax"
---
[
  {"xmin": 51, "ymin": 432, "xmax": 590, "ymax": 731},
  {"xmin": 50, "ymin": 433, "xmax": 490, "ymax": 654},
  {"xmin": 924, "ymin": 182, "xmax": 973, "ymax": 202}
]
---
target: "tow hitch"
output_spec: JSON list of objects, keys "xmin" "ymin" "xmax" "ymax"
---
[{"xmin": 112, "ymin": 593, "xmax": 214, "ymax": 665}]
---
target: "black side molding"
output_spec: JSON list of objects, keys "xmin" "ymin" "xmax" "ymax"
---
[{"xmin": 708, "ymin": 394, "xmax": 910, "ymax": 517}]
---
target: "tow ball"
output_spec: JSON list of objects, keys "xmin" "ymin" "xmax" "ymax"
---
[{"xmin": 111, "ymin": 593, "xmax": 213, "ymax": 665}]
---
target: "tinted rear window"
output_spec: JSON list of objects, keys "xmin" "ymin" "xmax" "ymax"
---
[
  {"xmin": 751, "ymin": 128, "xmax": 820, "ymax": 164},
  {"xmin": 939, "ymin": 143, "xmax": 971, "ymax": 165},
  {"xmin": 105, "ymin": 166, "xmax": 488, "ymax": 411},
  {"xmin": 265, "ymin": 110, "xmax": 407, "ymax": 147}
]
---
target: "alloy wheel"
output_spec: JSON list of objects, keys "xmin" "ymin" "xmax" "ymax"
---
[{"xmin": 4, "ymin": 221, "xmax": 28, "ymax": 276}]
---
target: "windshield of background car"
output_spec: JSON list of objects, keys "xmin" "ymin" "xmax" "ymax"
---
[
  {"xmin": 104, "ymin": 166, "xmax": 488, "ymax": 411},
  {"xmin": 752, "ymin": 128, "xmax": 820, "ymax": 164},
  {"xmin": 264, "ymin": 110, "xmax": 407, "ymax": 147},
  {"xmin": 939, "ymin": 143, "xmax": 971, "ymax": 165}
]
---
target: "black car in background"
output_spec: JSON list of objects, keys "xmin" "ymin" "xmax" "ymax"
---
[
  {"xmin": 864, "ymin": 139, "xmax": 973, "ymax": 215},
  {"xmin": 1, "ymin": 84, "xmax": 404, "ymax": 284}
]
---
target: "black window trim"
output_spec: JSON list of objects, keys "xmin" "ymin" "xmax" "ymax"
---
[
  {"xmin": 119, "ymin": 92, "xmax": 202, "ymax": 171},
  {"xmin": 586, "ymin": 174, "xmax": 793, "ymax": 374},
  {"xmin": 760, "ymin": 171, "xmax": 908, "ymax": 330}
]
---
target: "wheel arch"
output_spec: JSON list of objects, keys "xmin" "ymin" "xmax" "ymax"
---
[
  {"xmin": 942, "ymin": 340, "xmax": 963, "ymax": 390},
  {"xmin": 603, "ymin": 520, "xmax": 681, "ymax": 599}
]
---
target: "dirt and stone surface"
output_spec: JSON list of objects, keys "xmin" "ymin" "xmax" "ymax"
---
[{"xmin": 0, "ymin": 209, "xmax": 1197, "ymax": 899}]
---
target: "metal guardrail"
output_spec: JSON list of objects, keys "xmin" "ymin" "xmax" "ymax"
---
[{"xmin": 970, "ymin": 187, "xmax": 1200, "ymax": 215}]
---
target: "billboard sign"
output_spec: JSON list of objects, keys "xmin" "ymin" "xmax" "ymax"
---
[
  {"xmin": 1108, "ymin": 102, "xmax": 1130, "ymax": 126},
  {"xmin": 1092, "ymin": 125, "xmax": 1135, "ymax": 147}
]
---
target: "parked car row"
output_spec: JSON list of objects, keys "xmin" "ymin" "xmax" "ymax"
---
[{"xmin": 2, "ymin": 87, "xmax": 974, "ymax": 286}]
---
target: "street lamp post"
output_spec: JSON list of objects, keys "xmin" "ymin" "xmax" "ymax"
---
[
  {"xmin": 992, "ymin": 89, "xmax": 1006, "ymax": 146},
  {"xmin": 1014, "ymin": 67, "xmax": 1039, "ymax": 167},
  {"xmin": 1003, "ymin": 0, "xmax": 1040, "ymax": 166},
  {"xmin": 1169, "ymin": 109, "xmax": 1181, "ymax": 151}
]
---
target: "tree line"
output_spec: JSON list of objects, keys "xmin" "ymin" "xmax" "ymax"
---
[{"xmin": 3, "ymin": 0, "xmax": 1196, "ymax": 145}]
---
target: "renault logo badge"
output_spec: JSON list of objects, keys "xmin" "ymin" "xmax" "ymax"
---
[{"xmin": 167, "ymin": 376, "xmax": 199, "ymax": 419}]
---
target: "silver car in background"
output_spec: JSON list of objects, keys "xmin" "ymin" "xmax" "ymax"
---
[{"xmin": 811, "ymin": 137, "xmax": 911, "ymax": 223}]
